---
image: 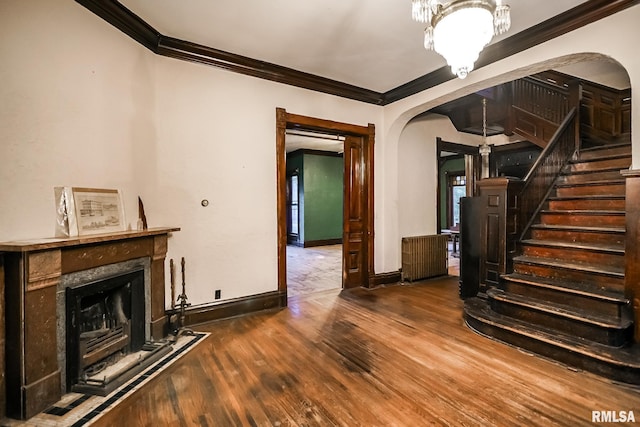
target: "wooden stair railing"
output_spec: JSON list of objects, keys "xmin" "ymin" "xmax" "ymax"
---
[
  {"xmin": 516, "ymin": 107, "xmax": 579, "ymax": 242},
  {"xmin": 472, "ymin": 107, "xmax": 580, "ymax": 295}
]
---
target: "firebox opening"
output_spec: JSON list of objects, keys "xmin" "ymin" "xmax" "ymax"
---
[{"xmin": 65, "ymin": 269, "xmax": 145, "ymax": 392}]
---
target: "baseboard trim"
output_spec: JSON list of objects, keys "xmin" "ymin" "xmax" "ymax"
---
[
  {"xmin": 303, "ymin": 238, "xmax": 342, "ymax": 248},
  {"xmin": 370, "ymin": 271, "xmax": 402, "ymax": 287},
  {"xmin": 171, "ymin": 291, "xmax": 287, "ymax": 327}
]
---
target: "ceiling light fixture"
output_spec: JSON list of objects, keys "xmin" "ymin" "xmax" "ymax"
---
[{"xmin": 411, "ymin": 0, "xmax": 511, "ymax": 79}]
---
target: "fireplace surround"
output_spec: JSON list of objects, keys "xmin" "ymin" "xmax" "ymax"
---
[{"xmin": 0, "ymin": 227, "xmax": 178, "ymax": 420}]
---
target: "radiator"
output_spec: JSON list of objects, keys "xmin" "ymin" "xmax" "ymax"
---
[{"xmin": 401, "ymin": 234, "xmax": 448, "ymax": 282}]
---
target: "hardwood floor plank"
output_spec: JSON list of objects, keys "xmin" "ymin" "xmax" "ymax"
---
[{"xmin": 92, "ymin": 277, "xmax": 639, "ymax": 426}]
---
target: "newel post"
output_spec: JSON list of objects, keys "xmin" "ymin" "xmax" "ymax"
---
[
  {"xmin": 622, "ymin": 170, "xmax": 640, "ymax": 341},
  {"xmin": 477, "ymin": 177, "xmax": 524, "ymax": 294}
]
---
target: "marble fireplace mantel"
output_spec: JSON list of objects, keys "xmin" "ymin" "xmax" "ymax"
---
[{"xmin": 0, "ymin": 227, "xmax": 179, "ymax": 420}]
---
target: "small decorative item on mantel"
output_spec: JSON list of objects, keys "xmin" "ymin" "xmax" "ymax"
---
[
  {"xmin": 138, "ymin": 196, "xmax": 148, "ymax": 231},
  {"xmin": 54, "ymin": 187, "xmax": 127, "ymax": 237}
]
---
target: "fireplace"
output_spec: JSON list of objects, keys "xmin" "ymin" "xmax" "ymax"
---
[
  {"xmin": 0, "ymin": 227, "xmax": 178, "ymax": 419},
  {"xmin": 64, "ymin": 267, "xmax": 145, "ymax": 392}
]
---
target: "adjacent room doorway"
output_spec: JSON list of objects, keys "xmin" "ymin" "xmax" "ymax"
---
[
  {"xmin": 276, "ymin": 108, "xmax": 375, "ymax": 300},
  {"xmin": 285, "ymin": 132, "xmax": 344, "ymax": 298}
]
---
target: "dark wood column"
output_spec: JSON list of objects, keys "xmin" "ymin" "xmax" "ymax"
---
[
  {"xmin": 622, "ymin": 169, "xmax": 640, "ymax": 341},
  {"xmin": 0, "ymin": 254, "xmax": 5, "ymax": 420}
]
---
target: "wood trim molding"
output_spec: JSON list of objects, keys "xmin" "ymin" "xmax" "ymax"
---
[
  {"xmin": 76, "ymin": 0, "xmax": 638, "ymax": 106},
  {"xmin": 156, "ymin": 36, "xmax": 383, "ymax": 104},
  {"xmin": 75, "ymin": 0, "xmax": 160, "ymax": 51},
  {"xmin": 370, "ymin": 271, "xmax": 402, "ymax": 287},
  {"xmin": 276, "ymin": 108, "xmax": 288, "ymax": 295},
  {"xmin": 277, "ymin": 108, "xmax": 375, "ymax": 292},
  {"xmin": 174, "ymin": 291, "xmax": 287, "ymax": 328}
]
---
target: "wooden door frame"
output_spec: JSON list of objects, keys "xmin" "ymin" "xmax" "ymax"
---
[
  {"xmin": 436, "ymin": 137, "xmax": 480, "ymax": 232},
  {"xmin": 276, "ymin": 108, "xmax": 375, "ymax": 300}
]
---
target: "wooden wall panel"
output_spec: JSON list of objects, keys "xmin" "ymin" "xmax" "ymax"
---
[
  {"xmin": 0, "ymin": 255, "xmax": 4, "ymax": 419},
  {"xmin": 623, "ymin": 170, "xmax": 640, "ymax": 341},
  {"xmin": 478, "ymin": 178, "xmax": 524, "ymax": 294}
]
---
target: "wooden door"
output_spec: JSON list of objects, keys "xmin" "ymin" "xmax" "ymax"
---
[{"xmin": 343, "ymin": 135, "xmax": 369, "ymax": 288}]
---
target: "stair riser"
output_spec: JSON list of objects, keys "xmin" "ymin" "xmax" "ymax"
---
[
  {"xmin": 489, "ymin": 298, "xmax": 631, "ymax": 346},
  {"xmin": 464, "ymin": 312, "xmax": 640, "ymax": 385},
  {"xmin": 555, "ymin": 184, "xmax": 625, "ymax": 197},
  {"xmin": 548, "ymin": 199, "xmax": 625, "ymax": 211},
  {"xmin": 513, "ymin": 263, "xmax": 624, "ymax": 290},
  {"xmin": 521, "ymin": 246, "xmax": 624, "ymax": 270},
  {"xmin": 530, "ymin": 229, "xmax": 625, "ymax": 246},
  {"xmin": 579, "ymin": 146, "xmax": 631, "ymax": 160},
  {"xmin": 558, "ymin": 170, "xmax": 625, "ymax": 184},
  {"xmin": 568, "ymin": 157, "xmax": 631, "ymax": 173},
  {"xmin": 540, "ymin": 213, "xmax": 625, "ymax": 227},
  {"xmin": 501, "ymin": 280, "xmax": 624, "ymax": 319}
]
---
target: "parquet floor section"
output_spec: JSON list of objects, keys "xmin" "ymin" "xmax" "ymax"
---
[
  {"xmin": 94, "ymin": 277, "xmax": 640, "ymax": 426},
  {"xmin": 286, "ymin": 245, "xmax": 342, "ymax": 298}
]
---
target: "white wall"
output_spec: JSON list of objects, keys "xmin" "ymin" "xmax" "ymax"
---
[
  {"xmin": 151, "ymin": 57, "xmax": 381, "ymax": 304},
  {"xmin": 398, "ymin": 114, "xmax": 481, "ymax": 239},
  {"xmin": 0, "ymin": 0, "xmax": 156, "ymax": 240}
]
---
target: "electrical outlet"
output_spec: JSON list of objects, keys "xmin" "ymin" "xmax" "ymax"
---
[{"xmin": 215, "ymin": 289, "xmax": 221, "ymax": 300}]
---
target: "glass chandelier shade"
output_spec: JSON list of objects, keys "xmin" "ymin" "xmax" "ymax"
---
[{"xmin": 412, "ymin": 0, "xmax": 511, "ymax": 79}]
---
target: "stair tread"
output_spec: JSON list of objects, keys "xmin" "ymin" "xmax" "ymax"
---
[
  {"xmin": 487, "ymin": 288, "xmax": 631, "ymax": 329},
  {"xmin": 530, "ymin": 224, "xmax": 625, "ymax": 234},
  {"xmin": 513, "ymin": 255, "xmax": 625, "ymax": 277},
  {"xmin": 555, "ymin": 179, "xmax": 625, "ymax": 188},
  {"xmin": 501, "ymin": 272, "xmax": 628, "ymax": 303},
  {"xmin": 548, "ymin": 194, "xmax": 625, "ymax": 200},
  {"xmin": 570, "ymin": 153, "xmax": 631, "ymax": 164},
  {"xmin": 579, "ymin": 141, "xmax": 631, "ymax": 152},
  {"xmin": 540, "ymin": 209, "xmax": 625, "ymax": 215},
  {"xmin": 521, "ymin": 239, "xmax": 624, "ymax": 254},
  {"xmin": 465, "ymin": 298, "xmax": 640, "ymax": 366}
]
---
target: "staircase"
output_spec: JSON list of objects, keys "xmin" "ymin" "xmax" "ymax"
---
[{"xmin": 464, "ymin": 139, "xmax": 640, "ymax": 384}]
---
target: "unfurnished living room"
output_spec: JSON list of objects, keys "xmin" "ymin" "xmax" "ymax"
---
[{"xmin": 2, "ymin": 0, "xmax": 640, "ymax": 426}]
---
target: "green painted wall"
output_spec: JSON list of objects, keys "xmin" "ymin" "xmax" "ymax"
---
[
  {"xmin": 286, "ymin": 151, "xmax": 343, "ymax": 245},
  {"xmin": 303, "ymin": 154, "xmax": 343, "ymax": 242}
]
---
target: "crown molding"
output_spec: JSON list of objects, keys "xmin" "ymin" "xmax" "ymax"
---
[
  {"xmin": 76, "ymin": 0, "xmax": 639, "ymax": 106},
  {"xmin": 156, "ymin": 36, "xmax": 383, "ymax": 104},
  {"xmin": 76, "ymin": 0, "xmax": 160, "ymax": 51}
]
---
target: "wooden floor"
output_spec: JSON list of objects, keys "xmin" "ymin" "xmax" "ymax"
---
[
  {"xmin": 286, "ymin": 245, "xmax": 342, "ymax": 297},
  {"xmin": 94, "ymin": 276, "xmax": 639, "ymax": 426}
]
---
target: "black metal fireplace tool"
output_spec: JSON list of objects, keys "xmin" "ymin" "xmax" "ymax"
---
[{"xmin": 169, "ymin": 257, "xmax": 194, "ymax": 341}]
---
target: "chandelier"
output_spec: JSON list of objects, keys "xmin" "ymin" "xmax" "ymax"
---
[{"xmin": 412, "ymin": 0, "xmax": 511, "ymax": 79}]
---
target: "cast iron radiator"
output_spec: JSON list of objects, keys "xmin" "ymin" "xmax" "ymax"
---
[{"xmin": 401, "ymin": 234, "xmax": 448, "ymax": 282}]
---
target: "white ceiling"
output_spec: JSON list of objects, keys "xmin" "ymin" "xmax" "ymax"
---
[{"xmin": 120, "ymin": 0, "xmax": 591, "ymax": 93}]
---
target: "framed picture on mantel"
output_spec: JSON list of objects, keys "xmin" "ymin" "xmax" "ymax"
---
[
  {"xmin": 72, "ymin": 187, "xmax": 126, "ymax": 236},
  {"xmin": 54, "ymin": 187, "xmax": 127, "ymax": 237}
]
